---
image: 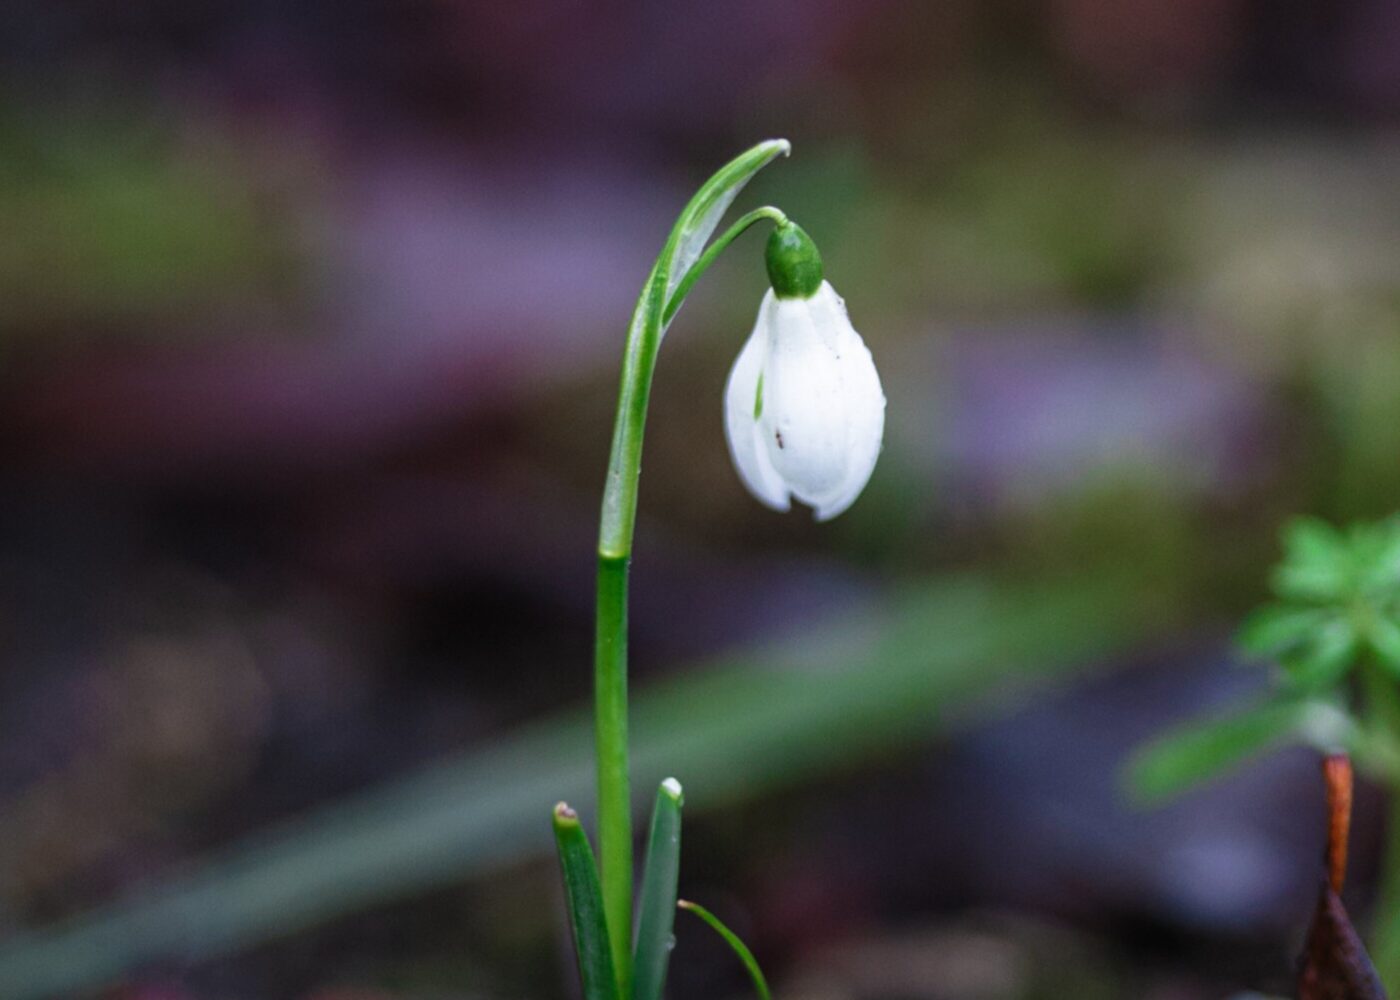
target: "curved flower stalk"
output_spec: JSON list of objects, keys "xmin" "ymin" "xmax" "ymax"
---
[{"xmin": 552, "ymin": 140, "xmax": 886, "ymax": 1000}]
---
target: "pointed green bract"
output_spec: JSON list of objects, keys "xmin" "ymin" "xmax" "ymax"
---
[
  {"xmin": 632, "ymin": 779, "xmax": 684, "ymax": 1000},
  {"xmin": 663, "ymin": 142, "xmax": 792, "ymax": 307},
  {"xmin": 553, "ymin": 804, "xmax": 621, "ymax": 1000},
  {"xmin": 677, "ymin": 900, "xmax": 771, "ymax": 1000},
  {"xmin": 598, "ymin": 138, "xmax": 791, "ymax": 556}
]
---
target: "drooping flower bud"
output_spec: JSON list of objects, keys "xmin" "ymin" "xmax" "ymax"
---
[{"xmin": 724, "ymin": 224, "xmax": 885, "ymax": 521}]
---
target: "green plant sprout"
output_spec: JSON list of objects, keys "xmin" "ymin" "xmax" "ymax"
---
[
  {"xmin": 552, "ymin": 139, "xmax": 886, "ymax": 1000},
  {"xmin": 1129, "ymin": 515, "xmax": 1400, "ymax": 992},
  {"xmin": 677, "ymin": 900, "xmax": 773, "ymax": 1000}
]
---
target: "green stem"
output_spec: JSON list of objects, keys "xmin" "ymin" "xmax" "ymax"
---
[
  {"xmin": 593, "ymin": 176, "xmax": 788, "ymax": 993},
  {"xmin": 594, "ymin": 554, "xmax": 632, "ymax": 996}
]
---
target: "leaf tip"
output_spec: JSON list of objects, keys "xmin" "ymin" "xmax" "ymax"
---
[
  {"xmin": 554, "ymin": 801, "xmax": 580, "ymax": 824},
  {"xmin": 660, "ymin": 777, "xmax": 684, "ymax": 803}
]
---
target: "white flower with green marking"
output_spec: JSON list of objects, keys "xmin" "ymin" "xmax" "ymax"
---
[{"xmin": 724, "ymin": 223, "xmax": 885, "ymax": 521}]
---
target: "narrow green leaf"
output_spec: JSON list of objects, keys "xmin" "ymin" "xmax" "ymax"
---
[
  {"xmin": 1274, "ymin": 518, "xmax": 1349, "ymax": 601},
  {"xmin": 1236, "ymin": 605, "xmax": 1330, "ymax": 659},
  {"xmin": 1125, "ymin": 699, "xmax": 1309, "ymax": 804},
  {"xmin": 553, "ymin": 803, "xmax": 621, "ymax": 1000},
  {"xmin": 632, "ymin": 779, "xmax": 684, "ymax": 1000},
  {"xmin": 677, "ymin": 900, "xmax": 771, "ymax": 1000}
]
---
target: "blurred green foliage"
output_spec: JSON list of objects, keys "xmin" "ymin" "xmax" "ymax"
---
[
  {"xmin": 0, "ymin": 109, "xmax": 300, "ymax": 334},
  {"xmin": 1127, "ymin": 516, "xmax": 1400, "ymax": 805},
  {"xmin": 1241, "ymin": 518, "xmax": 1400, "ymax": 689}
]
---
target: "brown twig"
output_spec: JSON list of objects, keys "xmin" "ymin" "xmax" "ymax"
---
[
  {"xmin": 1299, "ymin": 753, "xmax": 1387, "ymax": 1000},
  {"xmin": 1323, "ymin": 753, "xmax": 1353, "ymax": 895}
]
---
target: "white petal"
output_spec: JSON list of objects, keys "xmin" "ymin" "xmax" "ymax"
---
[
  {"xmin": 723, "ymin": 292, "xmax": 791, "ymax": 511},
  {"xmin": 807, "ymin": 283, "xmax": 885, "ymax": 521},
  {"xmin": 761, "ymin": 282, "xmax": 884, "ymax": 519},
  {"xmin": 762, "ymin": 298, "xmax": 848, "ymax": 500}
]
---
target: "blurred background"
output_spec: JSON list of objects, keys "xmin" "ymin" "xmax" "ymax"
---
[{"xmin": 2, "ymin": 1, "xmax": 1400, "ymax": 997}]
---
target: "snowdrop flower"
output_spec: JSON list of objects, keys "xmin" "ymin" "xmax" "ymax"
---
[{"xmin": 724, "ymin": 222, "xmax": 885, "ymax": 521}]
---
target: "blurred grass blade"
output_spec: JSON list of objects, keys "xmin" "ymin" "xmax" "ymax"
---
[
  {"xmin": 553, "ymin": 804, "xmax": 620, "ymax": 1000},
  {"xmin": 0, "ymin": 574, "xmax": 1152, "ymax": 999},
  {"xmin": 677, "ymin": 900, "xmax": 770, "ymax": 1000},
  {"xmin": 1126, "ymin": 698, "xmax": 1310, "ymax": 804},
  {"xmin": 632, "ymin": 779, "xmax": 684, "ymax": 1000}
]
